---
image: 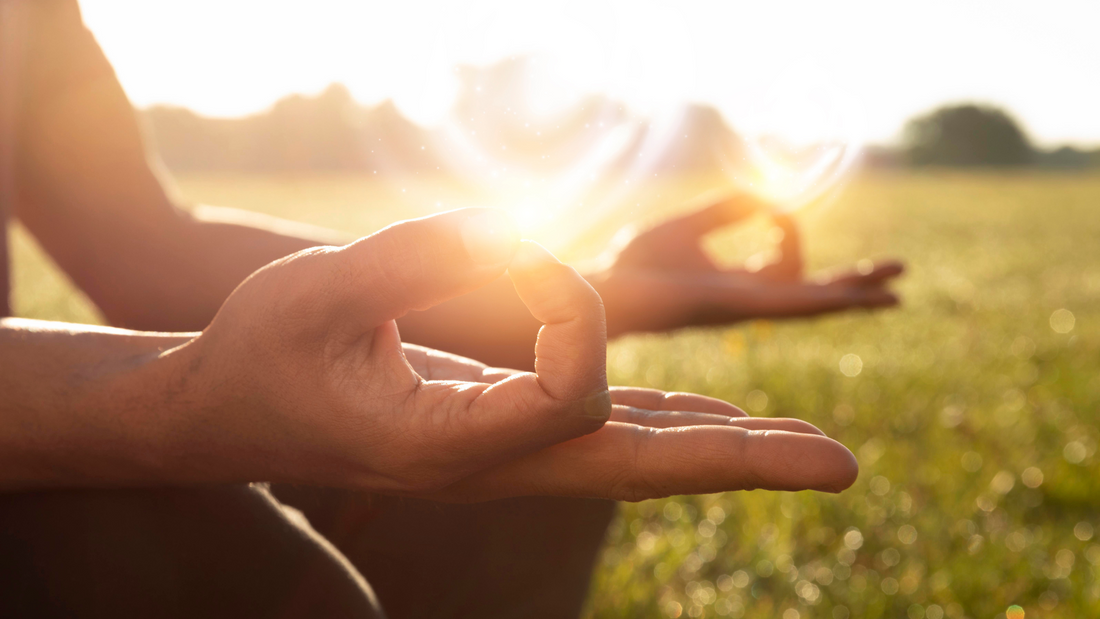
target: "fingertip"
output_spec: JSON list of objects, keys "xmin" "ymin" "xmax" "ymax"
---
[
  {"xmin": 880, "ymin": 259, "xmax": 906, "ymax": 273},
  {"xmin": 770, "ymin": 212, "xmax": 797, "ymax": 228},
  {"xmin": 869, "ymin": 290, "xmax": 901, "ymax": 308},
  {"xmin": 732, "ymin": 194, "xmax": 767, "ymax": 215},
  {"xmin": 870, "ymin": 261, "xmax": 905, "ymax": 279},
  {"xmin": 582, "ymin": 389, "xmax": 614, "ymax": 425},
  {"xmin": 509, "ymin": 240, "xmax": 560, "ymax": 271},
  {"xmin": 460, "ymin": 209, "xmax": 521, "ymax": 267},
  {"xmin": 825, "ymin": 440, "xmax": 860, "ymax": 493},
  {"xmin": 742, "ymin": 429, "xmax": 860, "ymax": 493}
]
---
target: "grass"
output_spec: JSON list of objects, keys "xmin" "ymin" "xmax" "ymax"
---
[{"xmin": 11, "ymin": 171, "xmax": 1100, "ymax": 619}]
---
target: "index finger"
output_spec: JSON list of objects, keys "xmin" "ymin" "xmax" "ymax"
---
[
  {"xmin": 665, "ymin": 193, "xmax": 767, "ymax": 238},
  {"xmin": 826, "ymin": 260, "xmax": 905, "ymax": 287}
]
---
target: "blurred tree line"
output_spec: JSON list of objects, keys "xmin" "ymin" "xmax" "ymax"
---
[
  {"xmin": 142, "ymin": 85, "xmax": 1099, "ymax": 174},
  {"xmin": 143, "ymin": 84, "xmax": 440, "ymax": 173},
  {"xmin": 142, "ymin": 80, "xmax": 735, "ymax": 176}
]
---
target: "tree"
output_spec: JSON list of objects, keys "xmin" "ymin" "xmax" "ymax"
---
[{"xmin": 903, "ymin": 104, "xmax": 1034, "ymax": 167}]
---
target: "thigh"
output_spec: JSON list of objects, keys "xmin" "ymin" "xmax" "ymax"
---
[
  {"xmin": 273, "ymin": 486, "xmax": 616, "ymax": 619},
  {"xmin": 0, "ymin": 484, "xmax": 384, "ymax": 619}
]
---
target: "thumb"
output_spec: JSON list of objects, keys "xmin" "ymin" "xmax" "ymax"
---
[
  {"xmin": 457, "ymin": 241, "xmax": 612, "ymax": 467},
  {"xmin": 760, "ymin": 213, "xmax": 803, "ymax": 282},
  {"xmin": 332, "ymin": 208, "xmax": 520, "ymax": 333}
]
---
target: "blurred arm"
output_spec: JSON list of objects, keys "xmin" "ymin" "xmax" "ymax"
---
[
  {"xmin": 16, "ymin": 75, "xmax": 342, "ymax": 331},
  {"xmin": 8, "ymin": 1, "xmax": 543, "ymax": 368},
  {"xmin": 13, "ymin": 0, "xmax": 339, "ymax": 331}
]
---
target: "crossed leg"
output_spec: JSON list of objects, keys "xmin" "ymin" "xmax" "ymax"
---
[
  {"xmin": 0, "ymin": 485, "xmax": 615, "ymax": 619},
  {"xmin": 272, "ymin": 486, "xmax": 617, "ymax": 619},
  {"xmin": 0, "ymin": 485, "xmax": 384, "ymax": 619}
]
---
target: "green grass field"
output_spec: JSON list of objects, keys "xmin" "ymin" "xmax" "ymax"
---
[{"xmin": 11, "ymin": 171, "xmax": 1100, "ymax": 619}]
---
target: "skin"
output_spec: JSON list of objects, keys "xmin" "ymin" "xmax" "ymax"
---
[
  {"xmin": 397, "ymin": 194, "xmax": 902, "ymax": 369},
  {"xmin": 2, "ymin": 14, "xmax": 889, "ymax": 498},
  {"xmin": 13, "ymin": 66, "xmax": 901, "ymax": 372},
  {"xmin": 0, "ymin": 209, "xmax": 858, "ymax": 499}
]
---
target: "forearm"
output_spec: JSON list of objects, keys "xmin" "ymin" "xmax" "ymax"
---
[
  {"xmin": 0, "ymin": 318, "xmax": 197, "ymax": 490},
  {"xmin": 118, "ymin": 205, "xmax": 345, "ymax": 330}
]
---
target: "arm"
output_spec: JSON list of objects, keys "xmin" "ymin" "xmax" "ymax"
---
[
  {"xmin": 14, "ymin": 2, "xmax": 897, "ymax": 367},
  {"xmin": 0, "ymin": 318, "xmax": 194, "ymax": 488},
  {"xmin": 13, "ymin": 7, "xmax": 533, "ymax": 361},
  {"xmin": 15, "ymin": 60, "xmax": 339, "ymax": 331},
  {"xmin": 1, "ymin": 210, "xmax": 858, "ymax": 498}
]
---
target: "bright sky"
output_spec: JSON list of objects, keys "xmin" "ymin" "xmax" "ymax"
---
[{"xmin": 81, "ymin": 0, "xmax": 1100, "ymax": 147}]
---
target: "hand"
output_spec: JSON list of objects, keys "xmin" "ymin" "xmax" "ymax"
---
[
  {"xmin": 158, "ymin": 208, "xmax": 856, "ymax": 500},
  {"xmin": 593, "ymin": 194, "xmax": 904, "ymax": 335},
  {"xmin": 403, "ymin": 344, "xmax": 858, "ymax": 501}
]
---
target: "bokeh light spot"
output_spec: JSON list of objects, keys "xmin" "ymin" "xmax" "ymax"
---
[
  {"xmin": 1021, "ymin": 466, "xmax": 1044, "ymax": 488},
  {"xmin": 839, "ymin": 353, "xmax": 863, "ymax": 377},
  {"xmin": 961, "ymin": 451, "xmax": 983, "ymax": 472},
  {"xmin": 1049, "ymin": 309, "xmax": 1075, "ymax": 333},
  {"xmin": 745, "ymin": 389, "xmax": 769, "ymax": 412},
  {"xmin": 1074, "ymin": 522, "xmax": 1095, "ymax": 541},
  {"xmin": 898, "ymin": 524, "xmax": 919, "ymax": 545},
  {"xmin": 1064, "ymin": 441, "xmax": 1087, "ymax": 464}
]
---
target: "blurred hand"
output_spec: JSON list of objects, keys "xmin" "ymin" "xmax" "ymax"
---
[
  {"xmin": 594, "ymin": 194, "xmax": 904, "ymax": 336},
  {"xmin": 159, "ymin": 208, "xmax": 856, "ymax": 500}
]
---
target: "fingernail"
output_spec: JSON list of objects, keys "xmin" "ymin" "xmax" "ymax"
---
[
  {"xmin": 509, "ymin": 240, "xmax": 560, "ymax": 270},
  {"xmin": 461, "ymin": 210, "xmax": 520, "ymax": 266}
]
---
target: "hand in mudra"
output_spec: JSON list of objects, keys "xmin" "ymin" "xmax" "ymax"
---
[
  {"xmin": 597, "ymin": 194, "xmax": 904, "ymax": 335},
  {"xmin": 165, "ymin": 208, "xmax": 856, "ymax": 500}
]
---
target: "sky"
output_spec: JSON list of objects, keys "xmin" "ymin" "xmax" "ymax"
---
[{"xmin": 80, "ymin": 0, "xmax": 1100, "ymax": 147}]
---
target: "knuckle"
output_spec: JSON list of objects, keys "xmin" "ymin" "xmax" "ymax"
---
[
  {"xmin": 530, "ymin": 264, "xmax": 605, "ymax": 320},
  {"xmin": 366, "ymin": 228, "xmax": 429, "ymax": 295},
  {"xmin": 735, "ymin": 430, "xmax": 769, "ymax": 491},
  {"xmin": 605, "ymin": 426, "xmax": 664, "ymax": 502}
]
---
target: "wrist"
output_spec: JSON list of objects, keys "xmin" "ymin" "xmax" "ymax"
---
[
  {"xmin": 0, "ymin": 323, "xmax": 206, "ymax": 490},
  {"xmin": 110, "ymin": 332, "xmax": 261, "ymax": 485},
  {"xmin": 75, "ymin": 333, "xmax": 211, "ymax": 486}
]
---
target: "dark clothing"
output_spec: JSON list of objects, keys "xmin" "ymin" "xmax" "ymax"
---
[
  {"xmin": 0, "ymin": 486, "xmax": 615, "ymax": 619},
  {"xmin": 0, "ymin": 1, "xmax": 614, "ymax": 616},
  {"xmin": 0, "ymin": 485, "xmax": 386, "ymax": 619}
]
